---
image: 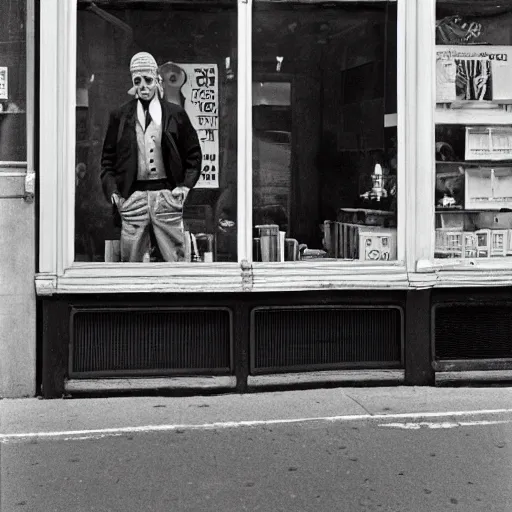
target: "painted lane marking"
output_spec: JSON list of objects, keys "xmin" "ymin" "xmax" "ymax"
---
[
  {"xmin": 379, "ymin": 419, "xmax": 512, "ymax": 430},
  {"xmin": 2, "ymin": 408, "xmax": 512, "ymax": 443}
]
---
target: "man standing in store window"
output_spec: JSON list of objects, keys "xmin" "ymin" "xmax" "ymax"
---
[{"xmin": 100, "ymin": 52, "xmax": 202, "ymax": 262}]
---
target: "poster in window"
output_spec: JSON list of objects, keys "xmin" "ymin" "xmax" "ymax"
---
[
  {"xmin": 161, "ymin": 63, "xmax": 219, "ymax": 189},
  {"xmin": 436, "ymin": 46, "xmax": 512, "ymax": 104},
  {"xmin": 0, "ymin": 67, "xmax": 8, "ymax": 100}
]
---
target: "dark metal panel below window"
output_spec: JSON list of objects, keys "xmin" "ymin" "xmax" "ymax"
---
[
  {"xmin": 251, "ymin": 305, "xmax": 403, "ymax": 374},
  {"xmin": 435, "ymin": 303, "xmax": 512, "ymax": 360},
  {"xmin": 70, "ymin": 307, "xmax": 232, "ymax": 377}
]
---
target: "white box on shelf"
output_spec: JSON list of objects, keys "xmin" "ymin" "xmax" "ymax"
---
[
  {"xmin": 435, "ymin": 229, "xmax": 463, "ymax": 258},
  {"xmin": 435, "ymin": 229, "xmax": 509, "ymax": 258},
  {"xmin": 475, "ymin": 229, "xmax": 491, "ymax": 257},
  {"xmin": 340, "ymin": 224, "xmax": 397, "ymax": 261},
  {"xmin": 507, "ymin": 229, "xmax": 512, "ymax": 255},
  {"xmin": 463, "ymin": 232, "xmax": 478, "ymax": 258},
  {"xmin": 358, "ymin": 227, "xmax": 396, "ymax": 261},
  {"xmin": 490, "ymin": 229, "xmax": 507, "ymax": 257},
  {"xmin": 465, "ymin": 167, "xmax": 512, "ymax": 210},
  {"xmin": 465, "ymin": 126, "xmax": 512, "ymax": 161}
]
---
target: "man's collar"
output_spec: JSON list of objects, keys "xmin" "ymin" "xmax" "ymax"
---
[{"xmin": 136, "ymin": 95, "xmax": 162, "ymax": 129}]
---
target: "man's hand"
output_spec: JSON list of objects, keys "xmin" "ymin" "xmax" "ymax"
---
[
  {"xmin": 111, "ymin": 192, "xmax": 124, "ymax": 210},
  {"xmin": 171, "ymin": 186, "xmax": 190, "ymax": 202}
]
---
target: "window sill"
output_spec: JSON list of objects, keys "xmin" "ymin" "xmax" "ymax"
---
[
  {"xmin": 251, "ymin": 260, "xmax": 408, "ymax": 291},
  {"xmin": 35, "ymin": 260, "xmax": 410, "ymax": 295},
  {"xmin": 413, "ymin": 258, "xmax": 512, "ymax": 288},
  {"xmin": 35, "ymin": 263, "xmax": 243, "ymax": 295},
  {"xmin": 38, "ymin": 260, "xmax": 512, "ymax": 294}
]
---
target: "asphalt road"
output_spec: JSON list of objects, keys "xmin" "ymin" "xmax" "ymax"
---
[{"xmin": 2, "ymin": 387, "xmax": 512, "ymax": 512}]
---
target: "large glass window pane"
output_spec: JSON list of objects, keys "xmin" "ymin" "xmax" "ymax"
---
[
  {"xmin": 435, "ymin": 1, "xmax": 512, "ymax": 259},
  {"xmin": 75, "ymin": 0, "xmax": 237, "ymax": 263},
  {"xmin": 0, "ymin": 0, "xmax": 27, "ymax": 162},
  {"xmin": 252, "ymin": 0, "xmax": 398, "ymax": 262}
]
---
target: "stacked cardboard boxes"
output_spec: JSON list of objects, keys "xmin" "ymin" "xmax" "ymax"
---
[
  {"xmin": 435, "ymin": 228, "xmax": 512, "ymax": 258},
  {"xmin": 324, "ymin": 221, "xmax": 397, "ymax": 261}
]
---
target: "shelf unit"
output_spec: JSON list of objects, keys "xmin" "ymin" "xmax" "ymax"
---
[
  {"xmin": 436, "ymin": 209, "xmax": 512, "ymax": 214},
  {"xmin": 435, "ymin": 104, "xmax": 512, "ymax": 258},
  {"xmin": 436, "ymin": 161, "xmax": 512, "ymax": 169},
  {"xmin": 436, "ymin": 108, "xmax": 512, "ymax": 126}
]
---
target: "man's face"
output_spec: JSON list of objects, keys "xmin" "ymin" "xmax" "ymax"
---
[{"xmin": 132, "ymin": 72, "xmax": 157, "ymax": 101}]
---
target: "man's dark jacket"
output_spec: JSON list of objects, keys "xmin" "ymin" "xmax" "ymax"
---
[{"xmin": 100, "ymin": 98, "xmax": 202, "ymax": 202}]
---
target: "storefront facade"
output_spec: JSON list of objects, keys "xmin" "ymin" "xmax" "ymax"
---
[
  {"xmin": 0, "ymin": 0, "xmax": 35, "ymax": 397},
  {"xmin": 3, "ymin": 0, "xmax": 512, "ymax": 398}
]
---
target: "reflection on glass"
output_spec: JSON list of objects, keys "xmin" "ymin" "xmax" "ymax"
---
[
  {"xmin": 253, "ymin": 81, "xmax": 292, "ymax": 237},
  {"xmin": 0, "ymin": 0, "xmax": 27, "ymax": 162},
  {"xmin": 75, "ymin": 1, "xmax": 237, "ymax": 263},
  {"xmin": 435, "ymin": 1, "xmax": 512, "ymax": 259},
  {"xmin": 252, "ymin": 1, "xmax": 398, "ymax": 262}
]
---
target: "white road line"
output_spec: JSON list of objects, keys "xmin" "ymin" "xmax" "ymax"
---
[
  {"xmin": 380, "ymin": 419, "xmax": 512, "ymax": 430},
  {"xmin": 2, "ymin": 408, "xmax": 512, "ymax": 443}
]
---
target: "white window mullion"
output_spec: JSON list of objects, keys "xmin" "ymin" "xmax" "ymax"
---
[
  {"xmin": 246, "ymin": 0, "xmax": 253, "ymax": 263},
  {"xmin": 237, "ymin": 0, "xmax": 253, "ymax": 263},
  {"xmin": 403, "ymin": 0, "xmax": 417, "ymax": 271},
  {"xmin": 61, "ymin": 0, "xmax": 77, "ymax": 272},
  {"xmin": 39, "ymin": 0, "xmax": 76, "ymax": 276},
  {"xmin": 39, "ymin": 0, "xmax": 60, "ymax": 275},
  {"xmin": 415, "ymin": 0, "xmax": 436, "ymax": 271}
]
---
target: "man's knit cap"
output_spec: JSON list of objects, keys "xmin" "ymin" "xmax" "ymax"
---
[{"xmin": 130, "ymin": 52, "xmax": 158, "ymax": 75}]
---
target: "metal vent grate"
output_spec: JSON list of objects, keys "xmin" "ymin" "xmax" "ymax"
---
[
  {"xmin": 435, "ymin": 303, "xmax": 512, "ymax": 360},
  {"xmin": 251, "ymin": 306, "xmax": 402, "ymax": 373},
  {"xmin": 70, "ymin": 308, "xmax": 232, "ymax": 377}
]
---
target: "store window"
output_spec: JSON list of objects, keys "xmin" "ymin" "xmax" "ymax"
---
[
  {"xmin": 0, "ymin": 0, "xmax": 27, "ymax": 163},
  {"xmin": 435, "ymin": 1, "xmax": 512, "ymax": 259},
  {"xmin": 75, "ymin": 0, "xmax": 237, "ymax": 263},
  {"xmin": 252, "ymin": 0, "xmax": 398, "ymax": 262}
]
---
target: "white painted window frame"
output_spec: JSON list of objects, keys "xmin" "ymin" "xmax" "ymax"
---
[
  {"xmin": 412, "ymin": 0, "xmax": 512, "ymax": 289},
  {"xmin": 36, "ymin": 0, "xmax": 413, "ymax": 295}
]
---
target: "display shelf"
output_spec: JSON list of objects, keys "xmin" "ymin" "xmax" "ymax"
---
[
  {"xmin": 436, "ymin": 208, "xmax": 512, "ymax": 214},
  {"xmin": 436, "ymin": 161, "xmax": 512, "ymax": 168},
  {"xmin": 435, "ymin": 108, "xmax": 512, "ymax": 126}
]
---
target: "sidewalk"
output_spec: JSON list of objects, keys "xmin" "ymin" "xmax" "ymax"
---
[{"xmin": 2, "ymin": 386, "xmax": 512, "ymax": 438}]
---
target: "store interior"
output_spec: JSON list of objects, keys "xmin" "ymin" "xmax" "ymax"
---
[
  {"xmin": 436, "ymin": 1, "xmax": 512, "ymax": 258},
  {"xmin": 74, "ymin": 0, "xmax": 397, "ymax": 263}
]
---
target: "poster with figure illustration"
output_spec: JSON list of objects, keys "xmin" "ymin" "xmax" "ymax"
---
[
  {"xmin": 436, "ymin": 46, "xmax": 512, "ymax": 104},
  {"xmin": 161, "ymin": 62, "xmax": 219, "ymax": 189}
]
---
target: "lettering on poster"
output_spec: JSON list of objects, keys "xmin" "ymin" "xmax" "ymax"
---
[
  {"xmin": 0, "ymin": 67, "xmax": 8, "ymax": 100},
  {"xmin": 179, "ymin": 64, "xmax": 219, "ymax": 189}
]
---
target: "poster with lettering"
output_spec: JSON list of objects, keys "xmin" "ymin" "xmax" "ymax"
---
[
  {"xmin": 0, "ymin": 67, "xmax": 8, "ymax": 100},
  {"xmin": 179, "ymin": 64, "xmax": 219, "ymax": 189}
]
